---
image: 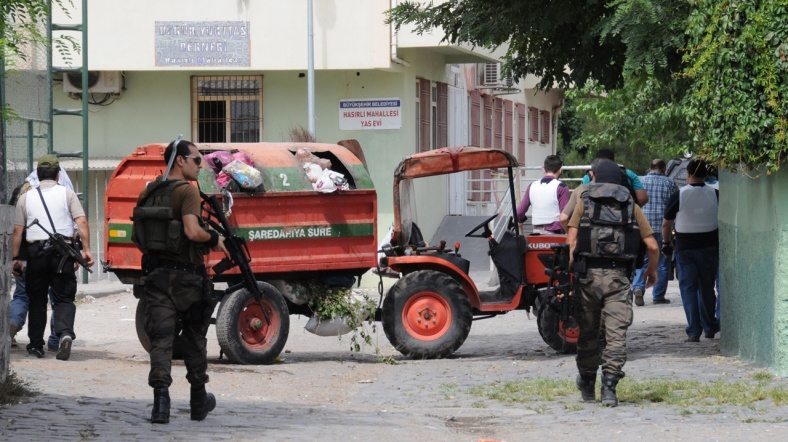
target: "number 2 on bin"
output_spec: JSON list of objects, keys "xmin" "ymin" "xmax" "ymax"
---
[{"xmin": 279, "ymin": 173, "xmax": 290, "ymax": 187}]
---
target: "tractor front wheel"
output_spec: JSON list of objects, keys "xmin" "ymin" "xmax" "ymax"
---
[
  {"xmin": 216, "ymin": 281, "xmax": 290, "ymax": 365},
  {"xmin": 382, "ymin": 270, "xmax": 472, "ymax": 359}
]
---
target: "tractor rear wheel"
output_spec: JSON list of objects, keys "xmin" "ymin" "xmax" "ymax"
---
[
  {"xmin": 382, "ymin": 270, "xmax": 472, "ymax": 359},
  {"xmin": 134, "ymin": 297, "xmax": 186, "ymax": 360},
  {"xmin": 216, "ymin": 281, "xmax": 290, "ymax": 365},
  {"xmin": 536, "ymin": 300, "xmax": 578, "ymax": 354}
]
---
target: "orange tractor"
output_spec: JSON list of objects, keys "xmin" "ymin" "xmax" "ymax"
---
[
  {"xmin": 104, "ymin": 142, "xmax": 577, "ymax": 364},
  {"xmin": 380, "ymin": 146, "xmax": 577, "ymax": 358}
]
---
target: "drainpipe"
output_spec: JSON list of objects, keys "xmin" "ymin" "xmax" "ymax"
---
[
  {"xmin": 390, "ymin": 0, "xmax": 410, "ymax": 67},
  {"xmin": 307, "ymin": 0, "xmax": 316, "ymax": 137},
  {"xmin": 552, "ymin": 95, "xmax": 564, "ymax": 155}
]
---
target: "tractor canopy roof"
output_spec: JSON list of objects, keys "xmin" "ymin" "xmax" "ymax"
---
[
  {"xmin": 394, "ymin": 146, "xmax": 519, "ymax": 182},
  {"xmin": 391, "ymin": 146, "xmax": 519, "ymax": 247}
]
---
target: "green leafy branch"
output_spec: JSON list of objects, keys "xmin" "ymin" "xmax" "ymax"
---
[{"xmin": 307, "ymin": 284, "xmax": 379, "ymax": 353}]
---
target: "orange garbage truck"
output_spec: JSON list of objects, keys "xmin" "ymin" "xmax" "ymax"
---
[{"xmin": 104, "ymin": 142, "xmax": 577, "ymax": 364}]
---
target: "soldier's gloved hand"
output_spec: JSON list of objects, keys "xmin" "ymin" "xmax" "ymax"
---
[{"xmin": 661, "ymin": 243, "xmax": 674, "ymax": 257}]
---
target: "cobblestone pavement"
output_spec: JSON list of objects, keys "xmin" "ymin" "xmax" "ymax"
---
[{"xmin": 2, "ymin": 282, "xmax": 787, "ymax": 441}]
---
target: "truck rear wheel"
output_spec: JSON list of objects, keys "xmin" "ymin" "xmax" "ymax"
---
[
  {"xmin": 134, "ymin": 298, "xmax": 186, "ymax": 360},
  {"xmin": 382, "ymin": 270, "xmax": 472, "ymax": 359},
  {"xmin": 216, "ymin": 282, "xmax": 290, "ymax": 365},
  {"xmin": 536, "ymin": 300, "xmax": 578, "ymax": 354}
]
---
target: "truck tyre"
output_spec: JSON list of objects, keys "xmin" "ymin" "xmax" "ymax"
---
[
  {"xmin": 382, "ymin": 270, "xmax": 472, "ymax": 359},
  {"xmin": 536, "ymin": 300, "xmax": 578, "ymax": 354},
  {"xmin": 216, "ymin": 281, "xmax": 289, "ymax": 365},
  {"xmin": 134, "ymin": 298, "xmax": 186, "ymax": 360}
]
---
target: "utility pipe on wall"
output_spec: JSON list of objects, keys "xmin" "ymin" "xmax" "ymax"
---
[
  {"xmin": 307, "ymin": 0, "xmax": 316, "ymax": 137},
  {"xmin": 390, "ymin": 0, "xmax": 411, "ymax": 67}
]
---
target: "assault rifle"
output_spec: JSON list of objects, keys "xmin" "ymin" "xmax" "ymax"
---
[
  {"xmin": 27, "ymin": 218, "xmax": 92, "ymax": 273},
  {"xmin": 199, "ymin": 192, "xmax": 267, "ymax": 316},
  {"xmin": 545, "ymin": 244, "xmax": 577, "ymax": 350}
]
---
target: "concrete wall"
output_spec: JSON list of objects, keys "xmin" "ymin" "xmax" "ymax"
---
[
  {"xmin": 54, "ymin": 0, "xmax": 392, "ymax": 70},
  {"xmin": 0, "ymin": 205, "xmax": 13, "ymax": 382},
  {"xmin": 50, "ymin": 66, "xmax": 452, "ymax": 240},
  {"xmin": 719, "ymin": 169, "xmax": 788, "ymax": 375}
]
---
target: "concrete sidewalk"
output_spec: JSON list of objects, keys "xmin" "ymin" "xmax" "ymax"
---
[{"xmin": 76, "ymin": 279, "xmax": 132, "ymax": 300}]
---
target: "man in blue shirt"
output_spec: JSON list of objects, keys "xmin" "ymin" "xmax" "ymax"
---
[{"xmin": 631, "ymin": 159, "xmax": 678, "ymax": 306}]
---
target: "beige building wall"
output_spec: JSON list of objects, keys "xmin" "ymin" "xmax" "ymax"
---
[{"xmin": 41, "ymin": 0, "xmax": 562, "ymax": 254}]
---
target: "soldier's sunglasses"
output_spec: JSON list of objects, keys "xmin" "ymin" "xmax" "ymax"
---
[{"xmin": 184, "ymin": 155, "xmax": 202, "ymax": 166}]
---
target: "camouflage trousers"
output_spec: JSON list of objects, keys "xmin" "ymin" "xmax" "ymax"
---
[
  {"xmin": 143, "ymin": 267, "xmax": 213, "ymax": 389},
  {"xmin": 575, "ymin": 267, "xmax": 634, "ymax": 379}
]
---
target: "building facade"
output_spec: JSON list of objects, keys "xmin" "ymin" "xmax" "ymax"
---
[{"xmin": 6, "ymin": 0, "xmax": 563, "ymax": 280}]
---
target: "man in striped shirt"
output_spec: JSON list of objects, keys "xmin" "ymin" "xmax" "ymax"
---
[{"xmin": 632, "ymin": 159, "xmax": 678, "ymax": 306}]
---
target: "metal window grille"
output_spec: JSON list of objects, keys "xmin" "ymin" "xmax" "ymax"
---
[
  {"xmin": 516, "ymin": 103, "xmax": 526, "ymax": 163},
  {"xmin": 418, "ymin": 78, "xmax": 430, "ymax": 152},
  {"xmin": 494, "ymin": 97, "xmax": 503, "ymax": 149},
  {"xmin": 540, "ymin": 110, "xmax": 551, "ymax": 144},
  {"xmin": 504, "ymin": 100, "xmax": 513, "ymax": 154},
  {"xmin": 191, "ymin": 75, "xmax": 263, "ymax": 143},
  {"xmin": 528, "ymin": 106, "xmax": 539, "ymax": 142},
  {"xmin": 483, "ymin": 94, "xmax": 493, "ymax": 147},
  {"xmin": 436, "ymin": 82, "xmax": 448, "ymax": 149}
]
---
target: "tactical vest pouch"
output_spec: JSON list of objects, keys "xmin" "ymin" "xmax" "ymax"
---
[
  {"xmin": 575, "ymin": 183, "xmax": 641, "ymax": 263},
  {"xmin": 132, "ymin": 206, "xmax": 183, "ymax": 253}
]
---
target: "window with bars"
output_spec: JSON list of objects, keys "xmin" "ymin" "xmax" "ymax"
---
[
  {"xmin": 540, "ymin": 110, "xmax": 551, "ymax": 144},
  {"xmin": 416, "ymin": 78, "xmax": 448, "ymax": 152},
  {"xmin": 528, "ymin": 107, "xmax": 539, "ymax": 142},
  {"xmin": 191, "ymin": 75, "xmax": 263, "ymax": 143}
]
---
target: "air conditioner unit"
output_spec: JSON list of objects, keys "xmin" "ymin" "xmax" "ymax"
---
[
  {"xmin": 63, "ymin": 71, "xmax": 123, "ymax": 94},
  {"xmin": 479, "ymin": 63, "xmax": 514, "ymax": 88}
]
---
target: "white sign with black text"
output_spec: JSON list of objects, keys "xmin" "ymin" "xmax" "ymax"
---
[{"xmin": 339, "ymin": 98, "xmax": 401, "ymax": 130}]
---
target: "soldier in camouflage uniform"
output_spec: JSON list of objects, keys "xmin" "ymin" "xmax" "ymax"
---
[
  {"xmin": 566, "ymin": 159, "xmax": 659, "ymax": 406},
  {"xmin": 133, "ymin": 139, "xmax": 227, "ymax": 423}
]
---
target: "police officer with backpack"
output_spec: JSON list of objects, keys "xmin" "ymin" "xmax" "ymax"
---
[
  {"xmin": 566, "ymin": 159, "xmax": 659, "ymax": 406},
  {"xmin": 133, "ymin": 138, "xmax": 227, "ymax": 424}
]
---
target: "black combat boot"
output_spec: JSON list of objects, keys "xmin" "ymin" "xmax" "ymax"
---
[
  {"xmin": 190, "ymin": 385, "xmax": 216, "ymax": 421},
  {"xmin": 576, "ymin": 373, "xmax": 596, "ymax": 402},
  {"xmin": 600, "ymin": 374, "xmax": 620, "ymax": 407},
  {"xmin": 151, "ymin": 387, "xmax": 170, "ymax": 424}
]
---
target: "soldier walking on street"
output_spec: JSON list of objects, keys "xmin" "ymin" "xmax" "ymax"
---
[
  {"xmin": 132, "ymin": 138, "xmax": 227, "ymax": 424},
  {"xmin": 566, "ymin": 159, "xmax": 659, "ymax": 406},
  {"xmin": 10, "ymin": 155, "xmax": 94, "ymax": 360}
]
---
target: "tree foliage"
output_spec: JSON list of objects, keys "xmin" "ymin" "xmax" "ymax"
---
[
  {"xmin": 566, "ymin": 76, "xmax": 691, "ymax": 158},
  {"xmin": 389, "ymin": 0, "xmax": 692, "ymax": 161},
  {"xmin": 684, "ymin": 0, "xmax": 787, "ymax": 174},
  {"xmin": 389, "ymin": 0, "xmax": 630, "ymax": 90},
  {"xmin": 2, "ymin": 0, "xmax": 50, "ymax": 63},
  {"xmin": 391, "ymin": 0, "xmax": 787, "ymax": 173}
]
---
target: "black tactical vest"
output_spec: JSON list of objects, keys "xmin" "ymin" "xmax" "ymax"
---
[
  {"xmin": 132, "ymin": 179, "xmax": 198, "ymax": 261},
  {"xmin": 575, "ymin": 183, "xmax": 642, "ymax": 263}
]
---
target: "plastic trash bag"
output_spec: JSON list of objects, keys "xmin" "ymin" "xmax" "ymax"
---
[
  {"xmin": 302, "ymin": 162, "xmax": 324, "ymax": 183},
  {"xmin": 204, "ymin": 151, "xmax": 234, "ymax": 173},
  {"xmin": 232, "ymin": 151, "xmax": 254, "ymax": 166},
  {"xmin": 222, "ymin": 159, "xmax": 263, "ymax": 189},
  {"xmin": 305, "ymin": 314, "xmax": 353, "ymax": 336},
  {"xmin": 314, "ymin": 169, "xmax": 349, "ymax": 193}
]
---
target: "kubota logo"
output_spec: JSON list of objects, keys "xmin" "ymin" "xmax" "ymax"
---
[{"xmin": 528, "ymin": 242, "xmax": 561, "ymax": 250}]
